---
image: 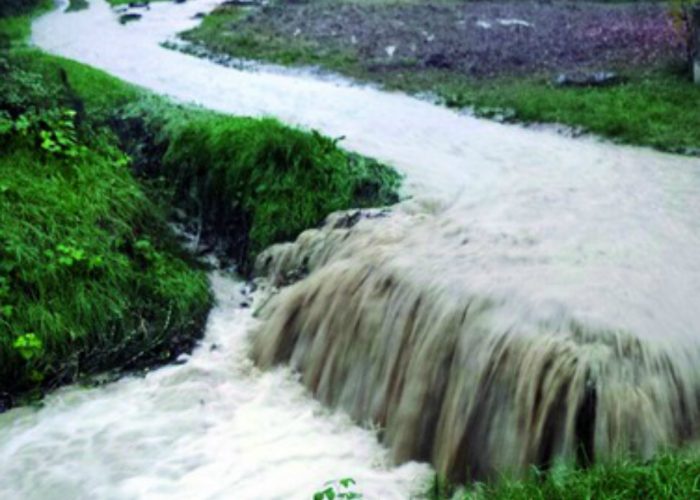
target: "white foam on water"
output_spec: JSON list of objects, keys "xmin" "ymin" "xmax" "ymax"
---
[{"xmin": 0, "ymin": 274, "xmax": 430, "ymax": 499}]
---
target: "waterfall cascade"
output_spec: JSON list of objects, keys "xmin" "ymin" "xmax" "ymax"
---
[{"xmin": 253, "ymin": 204, "xmax": 700, "ymax": 481}]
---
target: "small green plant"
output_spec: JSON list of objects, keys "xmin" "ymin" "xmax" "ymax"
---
[
  {"xmin": 12, "ymin": 333, "xmax": 43, "ymax": 361},
  {"xmin": 37, "ymin": 109, "xmax": 81, "ymax": 157},
  {"xmin": 13, "ymin": 333, "xmax": 45, "ymax": 384},
  {"xmin": 6, "ymin": 108, "xmax": 82, "ymax": 157},
  {"xmin": 44, "ymin": 243, "xmax": 104, "ymax": 272},
  {"xmin": 313, "ymin": 478, "xmax": 362, "ymax": 500},
  {"xmin": 0, "ymin": 111, "xmax": 12, "ymax": 136},
  {"xmin": 55, "ymin": 243, "xmax": 86, "ymax": 266},
  {"xmin": 134, "ymin": 239, "xmax": 157, "ymax": 261}
]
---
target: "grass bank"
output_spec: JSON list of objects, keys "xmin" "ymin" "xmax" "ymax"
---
[
  {"xmin": 0, "ymin": 3, "xmax": 400, "ymax": 406},
  {"xmin": 0, "ymin": 0, "xmax": 52, "ymax": 46},
  {"xmin": 397, "ymin": 68, "xmax": 700, "ymax": 155},
  {"xmin": 182, "ymin": 2, "xmax": 700, "ymax": 154},
  {"xmin": 426, "ymin": 454, "xmax": 700, "ymax": 499},
  {"xmin": 115, "ymin": 99, "xmax": 400, "ymax": 271},
  {"xmin": 0, "ymin": 49, "xmax": 212, "ymax": 405}
]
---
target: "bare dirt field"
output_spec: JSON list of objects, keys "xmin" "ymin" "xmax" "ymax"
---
[{"xmin": 220, "ymin": 1, "xmax": 684, "ymax": 78}]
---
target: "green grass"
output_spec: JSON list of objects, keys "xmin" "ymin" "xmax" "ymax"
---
[
  {"xmin": 425, "ymin": 454, "xmax": 700, "ymax": 499},
  {"xmin": 429, "ymin": 70, "xmax": 700, "ymax": 155},
  {"xmin": 183, "ymin": 8, "xmax": 700, "ymax": 155},
  {"xmin": 0, "ymin": 51, "xmax": 212, "ymax": 399},
  {"xmin": 0, "ymin": 0, "xmax": 51, "ymax": 48},
  {"xmin": 116, "ymin": 98, "xmax": 401, "ymax": 271},
  {"xmin": 0, "ymin": 0, "xmax": 401, "ymax": 403},
  {"xmin": 182, "ymin": 7, "xmax": 359, "ymax": 70},
  {"xmin": 0, "ymin": 138, "xmax": 212, "ymax": 397},
  {"xmin": 3, "ymin": 5, "xmax": 700, "ymax": 500},
  {"xmin": 0, "ymin": 0, "xmax": 47, "ymax": 18},
  {"xmin": 10, "ymin": 50, "xmax": 140, "ymax": 114}
]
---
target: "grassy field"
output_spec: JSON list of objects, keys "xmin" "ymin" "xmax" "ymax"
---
[
  {"xmin": 182, "ymin": 2, "xmax": 700, "ymax": 155},
  {"xmin": 0, "ymin": 2, "xmax": 400, "ymax": 405}
]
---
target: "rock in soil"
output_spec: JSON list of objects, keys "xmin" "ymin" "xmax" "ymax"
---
[{"xmin": 554, "ymin": 71, "xmax": 626, "ymax": 88}]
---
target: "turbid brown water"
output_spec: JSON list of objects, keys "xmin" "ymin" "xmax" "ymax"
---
[
  {"xmin": 17, "ymin": 0, "xmax": 700, "ymax": 493},
  {"xmin": 254, "ymin": 200, "xmax": 700, "ymax": 480}
]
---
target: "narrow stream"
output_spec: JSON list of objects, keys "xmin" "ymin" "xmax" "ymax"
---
[
  {"xmin": 3, "ymin": 0, "xmax": 700, "ymax": 496},
  {"xmin": 0, "ymin": 275, "xmax": 429, "ymax": 499}
]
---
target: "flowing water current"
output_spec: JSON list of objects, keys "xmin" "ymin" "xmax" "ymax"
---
[
  {"xmin": 0, "ymin": 275, "xmax": 429, "ymax": 499},
  {"xmin": 3, "ymin": 0, "xmax": 700, "ymax": 496}
]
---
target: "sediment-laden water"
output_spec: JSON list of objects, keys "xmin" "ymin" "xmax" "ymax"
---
[
  {"xmin": 17, "ymin": 0, "xmax": 700, "ymax": 492},
  {"xmin": 0, "ymin": 275, "xmax": 428, "ymax": 499}
]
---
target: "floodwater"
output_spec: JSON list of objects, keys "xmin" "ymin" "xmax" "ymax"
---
[
  {"xmin": 0, "ymin": 275, "xmax": 429, "ymax": 499},
  {"xmin": 7, "ymin": 0, "xmax": 700, "ymax": 494}
]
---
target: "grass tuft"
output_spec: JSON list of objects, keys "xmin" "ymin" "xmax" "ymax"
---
[{"xmin": 432, "ymin": 70, "xmax": 700, "ymax": 155}]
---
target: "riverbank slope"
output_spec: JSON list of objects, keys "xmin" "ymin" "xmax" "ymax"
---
[
  {"xmin": 182, "ymin": 0, "xmax": 700, "ymax": 154},
  {"xmin": 0, "ymin": 0, "xmax": 399, "ymax": 407}
]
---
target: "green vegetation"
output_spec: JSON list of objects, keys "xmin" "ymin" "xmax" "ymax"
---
[
  {"xmin": 0, "ymin": 0, "xmax": 50, "ymax": 47},
  {"xmin": 313, "ymin": 456, "xmax": 700, "ymax": 499},
  {"xmin": 0, "ymin": 50, "xmax": 212, "ymax": 400},
  {"xmin": 408, "ymin": 69, "xmax": 700, "ymax": 155},
  {"xmin": 314, "ymin": 477, "xmax": 362, "ymax": 500},
  {"xmin": 0, "ymin": 0, "xmax": 46, "ymax": 17},
  {"xmin": 182, "ymin": 6, "xmax": 359, "ymax": 72},
  {"xmin": 3, "ymin": 3, "xmax": 700, "ymax": 500},
  {"xmin": 65, "ymin": 0, "xmax": 89, "ymax": 12},
  {"xmin": 116, "ymin": 99, "xmax": 400, "ymax": 270},
  {"xmin": 183, "ymin": 7, "xmax": 700, "ymax": 155},
  {"xmin": 427, "ymin": 454, "xmax": 700, "ymax": 499},
  {"xmin": 0, "ymin": 3, "xmax": 400, "ymax": 404}
]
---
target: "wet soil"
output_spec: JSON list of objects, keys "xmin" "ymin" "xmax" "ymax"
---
[{"xmin": 220, "ymin": 1, "xmax": 685, "ymax": 78}]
